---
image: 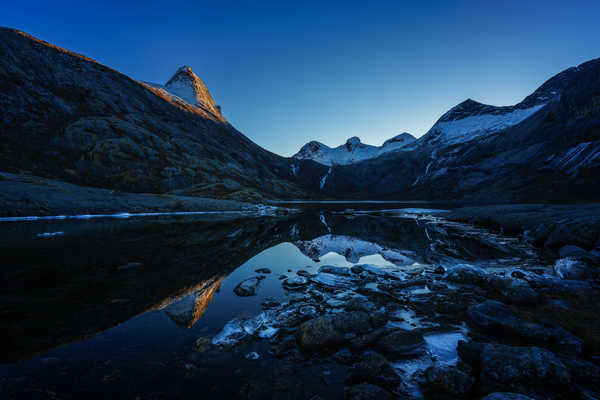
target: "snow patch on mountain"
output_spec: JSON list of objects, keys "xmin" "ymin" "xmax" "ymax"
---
[
  {"xmin": 320, "ymin": 167, "xmax": 332, "ymax": 189},
  {"xmin": 144, "ymin": 66, "xmax": 222, "ymax": 118},
  {"xmin": 294, "ymin": 133, "xmax": 416, "ymax": 166},
  {"xmin": 422, "ymin": 103, "xmax": 545, "ymax": 145}
]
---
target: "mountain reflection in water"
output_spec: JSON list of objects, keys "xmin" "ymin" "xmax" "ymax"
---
[{"xmin": 0, "ymin": 205, "xmax": 546, "ymax": 399}]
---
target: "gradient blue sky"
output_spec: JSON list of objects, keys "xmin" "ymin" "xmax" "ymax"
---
[{"xmin": 3, "ymin": 1, "xmax": 599, "ymax": 156}]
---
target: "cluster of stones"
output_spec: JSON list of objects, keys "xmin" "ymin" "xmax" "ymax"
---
[{"xmin": 218, "ymin": 249, "xmax": 599, "ymax": 399}]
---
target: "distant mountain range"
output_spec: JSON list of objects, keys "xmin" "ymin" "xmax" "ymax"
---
[{"xmin": 1, "ymin": 27, "xmax": 599, "ymax": 206}]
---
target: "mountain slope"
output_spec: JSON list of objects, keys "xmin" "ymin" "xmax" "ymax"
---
[
  {"xmin": 0, "ymin": 27, "xmax": 324, "ymax": 200},
  {"xmin": 293, "ymin": 133, "xmax": 416, "ymax": 166}
]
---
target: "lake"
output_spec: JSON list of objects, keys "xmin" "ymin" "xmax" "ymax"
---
[{"xmin": 0, "ymin": 202, "xmax": 556, "ymax": 399}]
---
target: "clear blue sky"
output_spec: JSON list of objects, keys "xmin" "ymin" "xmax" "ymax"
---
[{"xmin": 3, "ymin": 1, "xmax": 599, "ymax": 156}]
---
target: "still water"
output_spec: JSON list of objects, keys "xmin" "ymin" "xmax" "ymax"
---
[{"xmin": 0, "ymin": 202, "xmax": 545, "ymax": 399}]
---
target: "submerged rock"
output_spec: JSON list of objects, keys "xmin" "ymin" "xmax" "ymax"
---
[
  {"xmin": 296, "ymin": 311, "xmax": 372, "ymax": 352},
  {"xmin": 233, "ymin": 277, "xmax": 262, "ymax": 297},
  {"xmin": 255, "ymin": 268, "xmax": 271, "ymax": 274}
]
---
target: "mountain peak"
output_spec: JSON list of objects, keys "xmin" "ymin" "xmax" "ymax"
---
[{"xmin": 165, "ymin": 65, "xmax": 219, "ymax": 116}]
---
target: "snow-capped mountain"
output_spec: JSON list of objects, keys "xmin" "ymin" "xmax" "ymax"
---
[
  {"xmin": 145, "ymin": 65, "xmax": 223, "ymax": 119},
  {"xmin": 313, "ymin": 58, "xmax": 600, "ymax": 202},
  {"xmin": 293, "ymin": 133, "xmax": 416, "ymax": 166},
  {"xmin": 418, "ymin": 65, "xmax": 581, "ymax": 146}
]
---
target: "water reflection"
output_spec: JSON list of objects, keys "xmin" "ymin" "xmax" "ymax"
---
[{"xmin": 0, "ymin": 206, "xmax": 547, "ymax": 399}]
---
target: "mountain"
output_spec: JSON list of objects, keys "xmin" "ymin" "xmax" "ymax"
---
[
  {"xmin": 310, "ymin": 58, "xmax": 600, "ymax": 202},
  {"xmin": 293, "ymin": 133, "xmax": 416, "ymax": 166},
  {"xmin": 144, "ymin": 65, "xmax": 223, "ymax": 120},
  {"xmin": 0, "ymin": 27, "xmax": 326, "ymax": 201}
]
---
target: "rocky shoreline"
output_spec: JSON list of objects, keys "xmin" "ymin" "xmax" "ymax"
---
[
  {"xmin": 191, "ymin": 213, "xmax": 600, "ymax": 399},
  {"xmin": 0, "ymin": 172, "xmax": 267, "ymax": 217}
]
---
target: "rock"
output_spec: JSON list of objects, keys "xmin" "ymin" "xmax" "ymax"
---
[
  {"xmin": 348, "ymin": 328, "xmax": 390, "ymax": 350},
  {"xmin": 296, "ymin": 311, "xmax": 372, "ymax": 352},
  {"xmin": 343, "ymin": 383, "xmax": 396, "ymax": 400},
  {"xmin": 444, "ymin": 264, "xmax": 487, "ymax": 285},
  {"xmin": 261, "ymin": 297, "xmax": 280, "ymax": 309},
  {"xmin": 233, "ymin": 277, "xmax": 262, "ymax": 297},
  {"xmin": 296, "ymin": 269, "xmax": 314, "ymax": 277},
  {"xmin": 425, "ymin": 364, "xmax": 475, "ymax": 396},
  {"xmin": 486, "ymin": 276, "xmax": 538, "ymax": 304},
  {"xmin": 374, "ymin": 328, "xmax": 425, "ymax": 359},
  {"xmin": 309, "ymin": 273, "xmax": 358, "ymax": 291},
  {"xmin": 332, "ymin": 348, "xmax": 354, "ymax": 364},
  {"xmin": 553, "ymin": 257, "xmax": 594, "ymax": 280},
  {"xmin": 458, "ymin": 341, "xmax": 571, "ymax": 392},
  {"xmin": 481, "ymin": 393, "xmax": 536, "ymax": 400},
  {"xmin": 345, "ymin": 297, "xmax": 376, "ymax": 314},
  {"xmin": 279, "ymin": 274, "xmax": 287, "ymax": 280},
  {"xmin": 117, "ymin": 262, "xmax": 143, "ymax": 270},
  {"xmin": 345, "ymin": 351, "xmax": 402, "ymax": 390},
  {"xmin": 466, "ymin": 300, "xmax": 582, "ymax": 354},
  {"xmin": 255, "ymin": 268, "xmax": 271, "ymax": 274},
  {"xmin": 282, "ymin": 276, "xmax": 309, "ymax": 290},
  {"xmin": 244, "ymin": 351, "xmax": 260, "ymax": 360},
  {"xmin": 558, "ymin": 245, "xmax": 589, "ymax": 259},
  {"xmin": 271, "ymin": 335, "xmax": 298, "ymax": 356},
  {"xmin": 298, "ymin": 305, "xmax": 318, "ymax": 319},
  {"xmin": 433, "ymin": 265, "xmax": 446, "ymax": 274},
  {"xmin": 560, "ymin": 356, "xmax": 600, "ymax": 384},
  {"xmin": 319, "ymin": 265, "xmax": 352, "ymax": 276}
]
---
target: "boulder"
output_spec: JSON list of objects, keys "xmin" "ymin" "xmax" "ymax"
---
[
  {"xmin": 345, "ymin": 351, "xmax": 402, "ymax": 390},
  {"xmin": 374, "ymin": 328, "xmax": 425, "ymax": 359},
  {"xmin": 467, "ymin": 300, "xmax": 582, "ymax": 354},
  {"xmin": 458, "ymin": 341, "xmax": 571, "ymax": 393},
  {"xmin": 486, "ymin": 276, "xmax": 538, "ymax": 304},
  {"xmin": 553, "ymin": 257, "xmax": 594, "ymax": 280},
  {"xmin": 255, "ymin": 268, "xmax": 271, "ymax": 274},
  {"xmin": 444, "ymin": 264, "xmax": 487, "ymax": 285},
  {"xmin": 425, "ymin": 365, "xmax": 475, "ymax": 396},
  {"xmin": 343, "ymin": 384, "xmax": 396, "ymax": 400},
  {"xmin": 296, "ymin": 311, "xmax": 372, "ymax": 352},
  {"xmin": 233, "ymin": 277, "xmax": 262, "ymax": 297}
]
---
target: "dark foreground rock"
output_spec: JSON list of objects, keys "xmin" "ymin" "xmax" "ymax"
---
[
  {"xmin": 343, "ymin": 384, "xmax": 397, "ymax": 400},
  {"xmin": 481, "ymin": 393, "xmax": 535, "ymax": 400},
  {"xmin": 458, "ymin": 341, "xmax": 571, "ymax": 395},
  {"xmin": 467, "ymin": 300, "xmax": 583, "ymax": 354},
  {"xmin": 296, "ymin": 311, "xmax": 372, "ymax": 352},
  {"xmin": 425, "ymin": 364, "xmax": 475, "ymax": 397},
  {"xmin": 345, "ymin": 351, "xmax": 401, "ymax": 391}
]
